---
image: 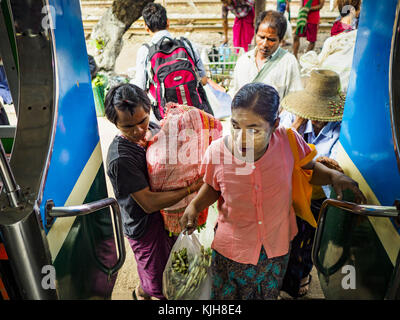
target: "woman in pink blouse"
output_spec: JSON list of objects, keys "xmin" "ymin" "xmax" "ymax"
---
[{"xmin": 180, "ymin": 83, "xmax": 365, "ymax": 299}]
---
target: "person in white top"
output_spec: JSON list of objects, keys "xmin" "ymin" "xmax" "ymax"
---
[
  {"xmin": 132, "ymin": 3, "xmax": 208, "ymax": 91},
  {"xmin": 131, "ymin": 3, "xmax": 212, "ymax": 121},
  {"xmin": 229, "ymin": 10, "xmax": 303, "ymax": 101}
]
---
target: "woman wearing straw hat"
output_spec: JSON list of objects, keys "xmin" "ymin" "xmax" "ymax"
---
[
  {"xmin": 280, "ymin": 69, "xmax": 344, "ymax": 160},
  {"xmin": 279, "ymin": 69, "xmax": 345, "ymax": 298}
]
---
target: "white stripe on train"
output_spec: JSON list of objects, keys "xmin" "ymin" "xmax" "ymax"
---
[
  {"xmin": 336, "ymin": 142, "xmax": 400, "ymax": 266},
  {"xmin": 46, "ymin": 142, "xmax": 103, "ymax": 261}
]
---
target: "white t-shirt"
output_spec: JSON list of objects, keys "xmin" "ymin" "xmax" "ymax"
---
[{"xmin": 229, "ymin": 48, "xmax": 303, "ymax": 100}]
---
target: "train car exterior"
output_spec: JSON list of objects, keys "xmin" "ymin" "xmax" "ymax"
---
[
  {"xmin": 0, "ymin": 0, "xmax": 125, "ymax": 300},
  {"xmin": 0, "ymin": 0, "xmax": 399, "ymax": 301},
  {"xmin": 312, "ymin": 0, "xmax": 400, "ymax": 299}
]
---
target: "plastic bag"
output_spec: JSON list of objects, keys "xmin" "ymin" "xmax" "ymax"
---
[
  {"xmin": 195, "ymin": 204, "xmax": 217, "ymax": 249},
  {"xmin": 163, "ymin": 232, "xmax": 212, "ymax": 300},
  {"xmin": 203, "ymin": 84, "xmax": 232, "ymax": 120}
]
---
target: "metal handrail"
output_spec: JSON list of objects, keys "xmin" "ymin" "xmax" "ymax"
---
[
  {"xmin": 0, "ymin": 133, "xmax": 21, "ymax": 208},
  {"xmin": 318, "ymin": 200, "xmax": 399, "ymax": 218},
  {"xmin": 312, "ymin": 199, "xmax": 400, "ymax": 277},
  {"xmin": 46, "ymin": 197, "xmax": 126, "ymax": 277}
]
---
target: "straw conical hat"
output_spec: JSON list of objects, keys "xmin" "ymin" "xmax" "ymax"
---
[{"xmin": 281, "ymin": 69, "xmax": 346, "ymax": 122}]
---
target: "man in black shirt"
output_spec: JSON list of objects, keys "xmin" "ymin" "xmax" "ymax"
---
[{"xmin": 105, "ymin": 84, "xmax": 202, "ymax": 300}]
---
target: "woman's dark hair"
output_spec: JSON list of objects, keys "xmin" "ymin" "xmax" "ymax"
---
[
  {"xmin": 231, "ymin": 83, "xmax": 280, "ymax": 126},
  {"xmin": 142, "ymin": 3, "xmax": 168, "ymax": 32},
  {"xmin": 104, "ymin": 83, "xmax": 151, "ymax": 125},
  {"xmin": 255, "ymin": 10, "xmax": 287, "ymax": 41}
]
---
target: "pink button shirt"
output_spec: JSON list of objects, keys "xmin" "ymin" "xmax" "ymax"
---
[{"xmin": 201, "ymin": 126, "xmax": 312, "ymax": 265}]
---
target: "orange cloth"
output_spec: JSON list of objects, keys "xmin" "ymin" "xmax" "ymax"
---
[
  {"xmin": 201, "ymin": 126, "xmax": 313, "ymax": 265},
  {"xmin": 286, "ymin": 128, "xmax": 318, "ymax": 228}
]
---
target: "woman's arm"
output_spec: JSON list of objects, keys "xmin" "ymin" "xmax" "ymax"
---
[
  {"xmin": 310, "ymin": 0, "xmax": 325, "ymax": 11},
  {"xmin": 180, "ymin": 183, "xmax": 221, "ymax": 234},
  {"xmin": 131, "ymin": 178, "xmax": 203, "ymax": 214},
  {"xmin": 304, "ymin": 161, "xmax": 366, "ymax": 204}
]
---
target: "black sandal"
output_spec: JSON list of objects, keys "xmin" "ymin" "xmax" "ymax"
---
[
  {"xmin": 298, "ymin": 274, "xmax": 312, "ymax": 298},
  {"xmin": 132, "ymin": 286, "xmax": 151, "ymax": 300}
]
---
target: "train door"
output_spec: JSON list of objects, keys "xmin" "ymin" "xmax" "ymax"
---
[
  {"xmin": 0, "ymin": 0, "xmax": 125, "ymax": 300},
  {"xmin": 312, "ymin": 0, "xmax": 400, "ymax": 299}
]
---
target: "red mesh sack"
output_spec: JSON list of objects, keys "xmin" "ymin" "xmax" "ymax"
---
[{"xmin": 147, "ymin": 103, "xmax": 223, "ymax": 234}]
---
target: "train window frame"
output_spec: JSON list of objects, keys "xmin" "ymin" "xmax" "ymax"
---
[{"xmin": 390, "ymin": 3, "xmax": 400, "ymax": 172}]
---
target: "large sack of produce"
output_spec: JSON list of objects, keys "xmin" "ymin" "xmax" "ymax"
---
[{"xmin": 146, "ymin": 103, "xmax": 223, "ymax": 235}]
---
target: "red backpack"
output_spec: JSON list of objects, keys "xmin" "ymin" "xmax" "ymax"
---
[{"xmin": 145, "ymin": 36, "xmax": 204, "ymax": 120}]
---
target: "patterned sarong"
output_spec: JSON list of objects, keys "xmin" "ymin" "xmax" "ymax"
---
[
  {"xmin": 211, "ymin": 246, "xmax": 290, "ymax": 300},
  {"xmin": 127, "ymin": 213, "xmax": 177, "ymax": 300}
]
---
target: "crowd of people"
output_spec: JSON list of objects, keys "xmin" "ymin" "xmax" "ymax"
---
[{"xmin": 102, "ymin": 0, "xmax": 365, "ymax": 300}]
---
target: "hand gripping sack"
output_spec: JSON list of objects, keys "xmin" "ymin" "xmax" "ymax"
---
[
  {"xmin": 145, "ymin": 36, "xmax": 204, "ymax": 120},
  {"xmin": 146, "ymin": 103, "xmax": 223, "ymax": 235},
  {"xmin": 163, "ymin": 232, "xmax": 212, "ymax": 300},
  {"xmin": 286, "ymin": 128, "xmax": 318, "ymax": 227}
]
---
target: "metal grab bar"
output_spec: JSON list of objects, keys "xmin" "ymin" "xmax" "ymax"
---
[
  {"xmin": 45, "ymin": 197, "xmax": 126, "ymax": 277},
  {"xmin": 318, "ymin": 200, "xmax": 399, "ymax": 218},
  {"xmin": 312, "ymin": 199, "xmax": 400, "ymax": 277},
  {"xmin": 0, "ymin": 132, "xmax": 22, "ymax": 208}
]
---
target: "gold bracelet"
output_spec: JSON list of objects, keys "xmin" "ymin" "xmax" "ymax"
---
[{"xmin": 187, "ymin": 187, "xmax": 191, "ymax": 195}]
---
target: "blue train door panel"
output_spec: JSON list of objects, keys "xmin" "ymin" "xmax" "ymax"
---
[
  {"xmin": 312, "ymin": 0, "xmax": 400, "ymax": 300},
  {"xmin": 0, "ymin": 0, "xmax": 125, "ymax": 300}
]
